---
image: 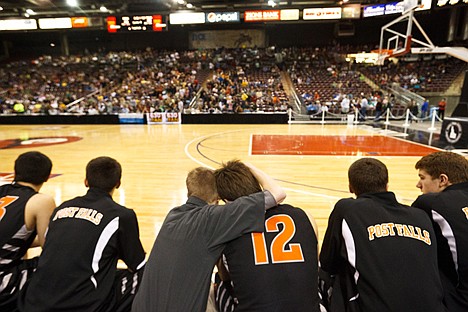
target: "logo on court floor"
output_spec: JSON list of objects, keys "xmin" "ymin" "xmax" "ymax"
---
[
  {"xmin": 0, "ymin": 136, "xmax": 81, "ymax": 149},
  {"xmin": 0, "ymin": 173, "xmax": 61, "ymax": 185},
  {"xmin": 445, "ymin": 122, "xmax": 462, "ymax": 144}
]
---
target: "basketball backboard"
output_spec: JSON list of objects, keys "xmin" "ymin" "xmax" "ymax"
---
[
  {"xmin": 403, "ymin": 0, "xmax": 421, "ymax": 13},
  {"xmin": 377, "ymin": 0, "xmax": 468, "ymax": 64},
  {"xmin": 376, "ymin": 2, "xmax": 417, "ymax": 65}
]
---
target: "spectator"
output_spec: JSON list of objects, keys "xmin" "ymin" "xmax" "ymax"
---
[
  {"xmin": 438, "ymin": 98, "xmax": 447, "ymax": 120},
  {"xmin": 408, "ymin": 100, "xmax": 419, "ymax": 123},
  {"xmin": 374, "ymin": 99, "xmax": 383, "ymax": 121},
  {"xmin": 306, "ymin": 101, "xmax": 318, "ymax": 115},
  {"xmin": 340, "ymin": 95, "xmax": 350, "ymax": 115},
  {"xmin": 421, "ymin": 98, "xmax": 429, "ymax": 119},
  {"xmin": 358, "ymin": 95, "xmax": 369, "ymax": 121}
]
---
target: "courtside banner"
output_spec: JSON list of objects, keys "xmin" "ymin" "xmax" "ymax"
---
[
  {"xmin": 165, "ymin": 112, "xmax": 181, "ymax": 124},
  {"xmin": 146, "ymin": 112, "xmax": 181, "ymax": 125},
  {"xmin": 119, "ymin": 113, "xmax": 145, "ymax": 124}
]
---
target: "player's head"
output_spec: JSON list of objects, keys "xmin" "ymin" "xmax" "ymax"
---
[
  {"xmin": 214, "ymin": 159, "xmax": 262, "ymax": 202},
  {"xmin": 14, "ymin": 151, "xmax": 52, "ymax": 185},
  {"xmin": 348, "ymin": 158, "xmax": 388, "ymax": 196},
  {"xmin": 85, "ymin": 156, "xmax": 122, "ymax": 193},
  {"xmin": 415, "ymin": 151, "xmax": 468, "ymax": 194},
  {"xmin": 186, "ymin": 167, "xmax": 218, "ymax": 204}
]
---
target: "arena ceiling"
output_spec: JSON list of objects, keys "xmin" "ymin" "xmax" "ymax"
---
[{"xmin": 0, "ymin": 0, "xmax": 396, "ymax": 18}]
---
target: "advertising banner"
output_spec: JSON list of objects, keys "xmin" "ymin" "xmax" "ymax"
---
[
  {"xmin": 206, "ymin": 12, "xmax": 240, "ymax": 23},
  {"xmin": 119, "ymin": 113, "xmax": 145, "ymax": 124},
  {"xmin": 169, "ymin": 12, "xmax": 205, "ymax": 25},
  {"xmin": 244, "ymin": 10, "xmax": 280, "ymax": 22},
  {"xmin": 146, "ymin": 113, "xmax": 181, "ymax": 125},
  {"xmin": 303, "ymin": 8, "xmax": 342, "ymax": 20},
  {"xmin": 280, "ymin": 9, "xmax": 300, "ymax": 21}
]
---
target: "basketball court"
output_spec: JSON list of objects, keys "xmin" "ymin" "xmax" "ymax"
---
[
  {"xmin": 1, "ymin": 0, "xmax": 466, "ymax": 254},
  {"xmin": 0, "ymin": 123, "xmax": 444, "ymax": 250}
]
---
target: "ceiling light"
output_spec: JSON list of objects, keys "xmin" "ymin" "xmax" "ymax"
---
[
  {"xmin": 25, "ymin": 9, "xmax": 36, "ymax": 15},
  {"xmin": 186, "ymin": 3, "xmax": 193, "ymax": 8},
  {"xmin": 0, "ymin": 6, "xmax": 3, "ymax": 11},
  {"xmin": 268, "ymin": 0, "xmax": 277, "ymax": 7},
  {"xmin": 177, "ymin": 0, "xmax": 185, "ymax": 4},
  {"xmin": 99, "ymin": 6, "xmax": 108, "ymax": 12},
  {"xmin": 67, "ymin": 0, "xmax": 78, "ymax": 7}
]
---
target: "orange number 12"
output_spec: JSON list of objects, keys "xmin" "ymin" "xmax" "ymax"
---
[
  {"xmin": 251, "ymin": 214, "xmax": 304, "ymax": 265},
  {"xmin": 0, "ymin": 196, "xmax": 19, "ymax": 221}
]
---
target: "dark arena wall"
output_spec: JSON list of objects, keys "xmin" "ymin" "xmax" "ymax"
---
[{"xmin": 0, "ymin": 9, "xmax": 452, "ymax": 58}]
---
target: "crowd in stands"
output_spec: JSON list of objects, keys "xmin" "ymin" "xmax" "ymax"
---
[
  {"xmin": 0, "ymin": 49, "xmax": 206, "ymax": 115},
  {"xmin": 0, "ymin": 44, "xmax": 465, "ymax": 117},
  {"xmin": 360, "ymin": 56, "xmax": 465, "ymax": 93},
  {"xmin": 192, "ymin": 48, "xmax": 290, "ymax": 113}
]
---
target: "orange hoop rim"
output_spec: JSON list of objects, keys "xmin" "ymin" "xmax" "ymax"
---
[{"xmin": 371, "ymin": 49, "xmax": 394, "ymax": 55}]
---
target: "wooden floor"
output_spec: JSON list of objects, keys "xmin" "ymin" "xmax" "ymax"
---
[{"xmin": 0, "ymin": 124, "xmax": 441, "ymax": 251}]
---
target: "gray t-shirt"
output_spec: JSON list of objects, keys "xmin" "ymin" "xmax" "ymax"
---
[{"xmin": 132, "ymin": 191, "xmax": 274, "ymax": 312}]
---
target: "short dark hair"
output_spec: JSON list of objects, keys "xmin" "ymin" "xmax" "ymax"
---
[
  {"xmin": 348, "ymin": 158, "xmax": 388, "ymax": 196},
  {"xmin": 214, "ymin": 160, "xmax": 262, "ymax": 202},
  {"xmin": 186, "ymin": 167, "xmax": 218, "ymax": 203},
  {"xmin": 14, "ymin": 151, "xmax": 52, "ymax": 185},
  {"xmin": 86, "ymin": 156, "xmax": 121, "ymax": 193},
  {"xmin": 415, "ymin": 151, "xmax": 468, "ymax": 184}
]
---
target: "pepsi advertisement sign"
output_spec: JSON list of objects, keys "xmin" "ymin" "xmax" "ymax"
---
[{"xmin": 206, "ymin": 12, "xmax": 240, "ymax": 23}]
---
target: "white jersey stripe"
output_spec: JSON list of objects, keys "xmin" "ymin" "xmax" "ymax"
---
[
  {"xmin": 432, "ymin": 210, "xmax": 458, "ymax": 271},
  {"xmin": 0, "ymin": 259, "xmax": 12, "ymax": 265},
  {"xmin": 1, "ymin": 225, "xmax": 34, "ymax": 265},
  {"xmin": 131, "ymin": 272, "xmax": 138, "ymax": 294},
  {"xmin": 342, "ymin": 219, "xmax": 360, "ymax": 285},
  {"xmin": 136, "ymin": 259, "xmax": 146, "ymax": 271},
  {"xmin": 121, "ymin": 276, "xmax": 127, "ymax": 294},
  {"xmin": 12, "ymin": 225, "xmax": 33, "ymax": 240},
  {"xmin": 3, "ymin": 244, "xmax": 20, "ymax": 252},
  {"xmin": 0, "ymin": 273, "xmax": 12, "ymax": 293},
  {"xmin": 19, "ymin": 269, "xmax": 28, "ymax": 290},
  {"xmin": 90, "ymin": 217, "xmax": 119, "ymax": 288}
]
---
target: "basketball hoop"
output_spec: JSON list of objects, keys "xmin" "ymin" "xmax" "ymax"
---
[{"xmin": 372, "ymin": 49, "xmax": 394, "ymax": 65}]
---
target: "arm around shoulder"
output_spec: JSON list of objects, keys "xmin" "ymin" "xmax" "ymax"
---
[
  {"xmin": 25, "ymin": 193, "xmax": 56, "ymax": 247},
  {"xmin": 244, "ymin": 162, "xmax": 286, "ymax": 205}
]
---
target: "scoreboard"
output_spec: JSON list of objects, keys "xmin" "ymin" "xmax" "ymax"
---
[{"xmin": 106, "ymin": 15, "xmax": 167, "ymax": 33}]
